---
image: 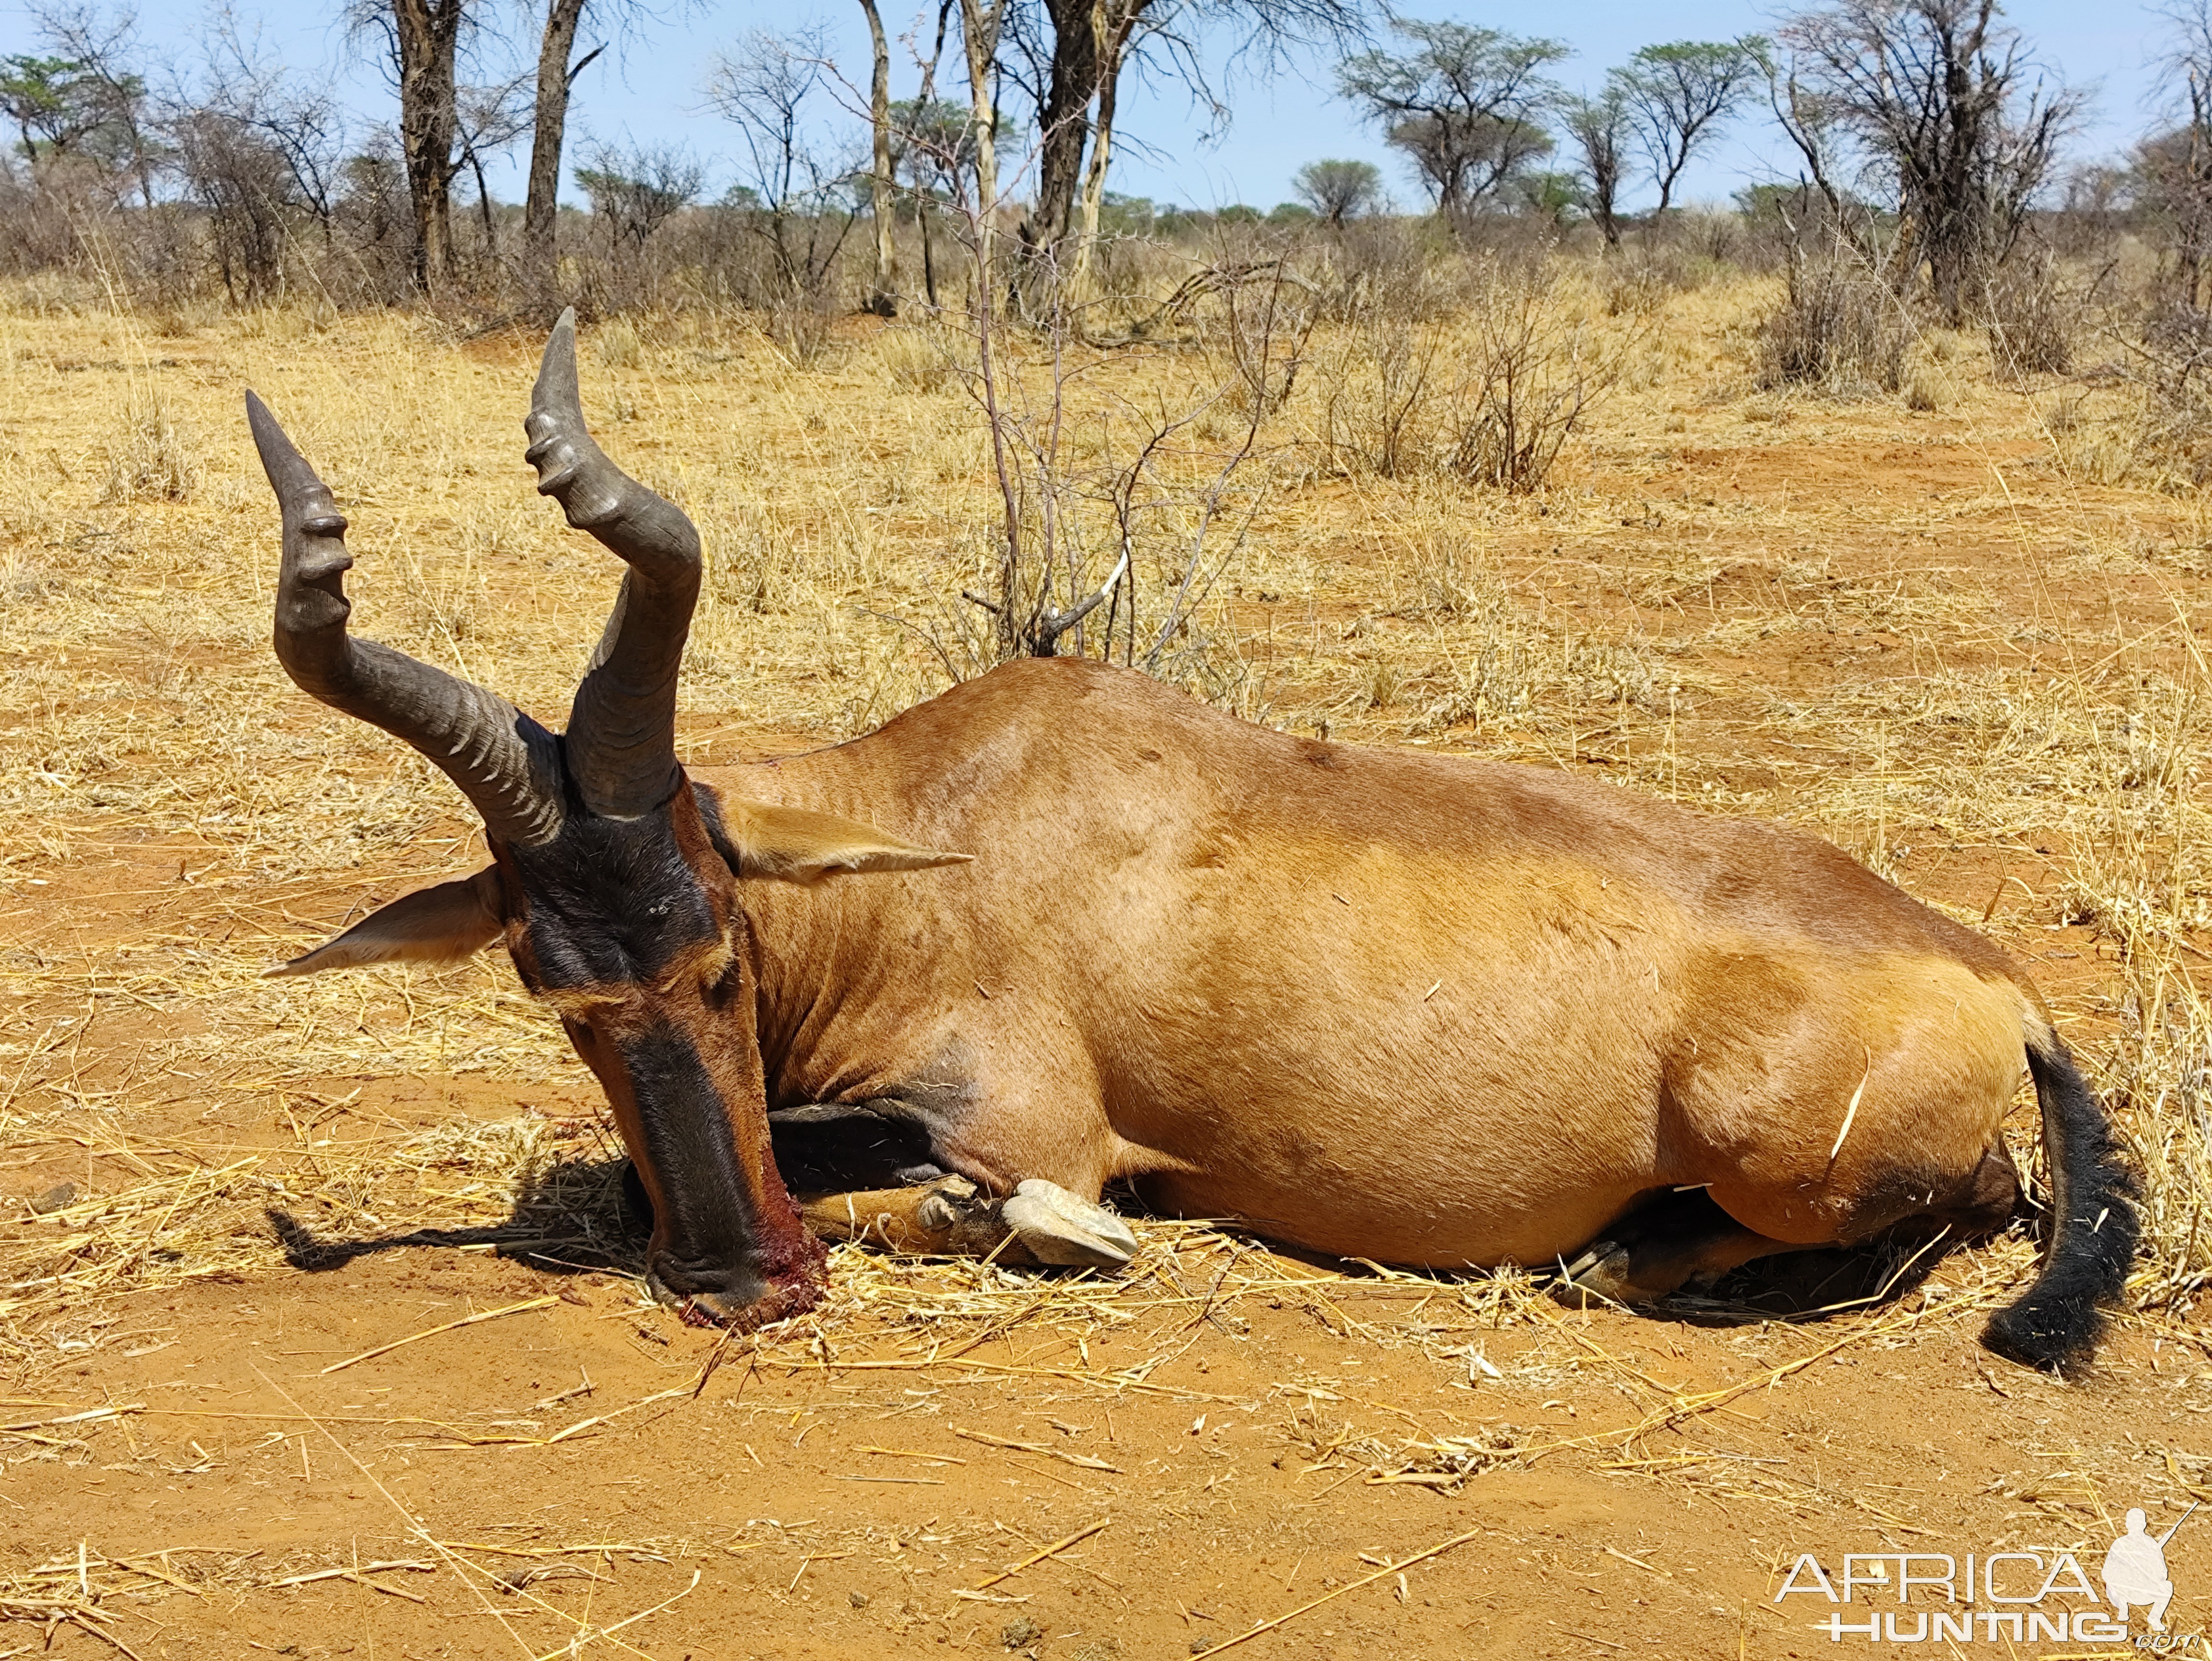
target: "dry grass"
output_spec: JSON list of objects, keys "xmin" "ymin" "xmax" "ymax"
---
[{"xmin": 3, "ymin": 261, "xmax": 2212, "ymax": 1397}]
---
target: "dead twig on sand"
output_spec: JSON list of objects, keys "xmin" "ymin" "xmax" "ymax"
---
[
  {"xmin": 319, "ymin": 1296, "xmax": 558, "ymax": 1373},
  {"xmin": 1199, "ymin": 1527, "xmax": 1482, "ymax": 1654},
  {"xmin": 954, "ymin": 1427, "xmax": 1122, "ymax": 1472},
  {"xmin": 958, "ymin": 1518, "xmax": 1111, "ymax": 1595},
  {"xmin": 270, "ymin": 1560, "xmax": 437, "ymax": 1601}
]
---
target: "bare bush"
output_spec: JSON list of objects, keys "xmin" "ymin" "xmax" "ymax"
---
[
  {"xmin": 1757, "ymin": 249, "xmax": 1908, "ymax": 394},
  {"xmin": 1983, "ymin": 251, "xmax": 2076, "ymax": 379},
  {"xmin": 166, "ymin": 108, "xmax": 296, "ymax": 302},
  {"xmin": 706, "ymin": 28, "xmax": 856, "ymax": 321},
  {"xmin": 0, "ymin": 154, "xmax": 109, "ymax": 274},
  {"xmin": 1313, "ymin": 258, "xmax": 1628, "ymax": 491},
  {"xmin": 326, "ymin": 143, "xmax": 413, "ymax": 306},
  {"xmin": 1442, "ymin": 260, "xmax": 1633, "ymax": 492},
  {"xmin": 919, "ymin": 258, "xmax": 1305, "ymax": 698},
  {"xmin": 1311, "ymin": 213, "xmax": 1457, "ymax": 324},
  {"xmin": 1772, "ymin": 0, "xmax": 2080, "ymax": 324},
  {"xmin": 2138, "ymin": 1, "xmax": 2212, "ymax": 312},
  {"xmin": 1313, "ymin": 305, "xmax": 1447, "ymax": 478},
  {"xmin": 2112, "ymin": 307, "xmax": 2212, "ymax": 487}
]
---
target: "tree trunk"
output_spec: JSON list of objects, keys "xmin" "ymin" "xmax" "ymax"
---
[
  {"xmin": 920, "ymin": 198, "xmax": 939, "ymax": 307},
  {"xmin": 1069, "ymin": 3, "xmax": 1128, "ymax": 300},
  {"xmin": 2190, "ymin": 107, "xmax": 2211, "ymax": 310},
  {"xmin": 392, "ymin": 0, "xmax": 465, "ymax": 295},
  {"xmin": 470, "ymin": 143, "xmax": 497, "ymax": 265},
  {"xmin": 525, "ymin": 0, "xmax": 590, "ymax": 309},
  {"xmin": 958, "ymin": 0, "xmax": 1003, "ymax": 313},
  {"xmin": 859, "ymin": 0, "xmax": 898, "ymax": 316},
  {"xmin": 1585, "ymin": 136, "xmax": 1621, "ymax": 249},
  {"xmin": 1018, "ymin": 0, "xmax": 1100, "ymax": 287}
]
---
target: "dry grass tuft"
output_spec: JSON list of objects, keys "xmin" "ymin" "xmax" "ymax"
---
[
  {"xmin": 99, "ymin": 384, "xmax": 194, "ymax": 503},
  {"xmin": 870, "ymin": 322, "xmax": 964, "ymax": 394},
  {"xmin": 593, "ymin": 317, "xmax": 643, "ymax": 369}
]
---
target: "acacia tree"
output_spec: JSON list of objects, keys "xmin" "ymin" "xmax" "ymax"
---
[
  {"xmin": 14, "ymin": 4, "xmax": 157, "ymax": 206},
  {"xmin": 351, "ymin": 0, "xmax": 476, "ymax": 292},
  {"xmin": 575, "ymin": 141, "xmax": 698, "ymax": 256},
  {"xmin": 998, "ymin": 0, "xmax": 1365, "ymax": 296},
  {"xmin": 1561, "ymin": 88, "xmax": 1628, "ymax": 246},
  {"xmin": 1337, "ymin": 21, "xmax": 1567, "ymax": 230},
  {"xmin": 1776, "ymin": 0, "xmax": 2079, "ymax": 322},
  {"xmin": 2138, "ymin": 0, "xmax": 2212, "ymax": 310},
  {"xmin": 0, "ymin": 53, "xmax": 136, "ymax": 166},
  {"xmin": 1618, "ymin": 37, "xmax": 1763, "ymax": 216},
  {"xmin": 1293, "ymin": 157, "xmax": 1381, "ymax": 225}
]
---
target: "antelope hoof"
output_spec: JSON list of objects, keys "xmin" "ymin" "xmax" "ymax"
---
[
  {"xmin": 1001, "ymin": 1179, "xmax": 1139, "ymax": 1269},
  {"xmin": 1550, "ymin": 1244, "xmax": 1639, "ymax": 1310}
]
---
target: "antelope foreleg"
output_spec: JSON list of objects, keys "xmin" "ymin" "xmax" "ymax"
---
[{"xmin": 798, "ymin": 1176, "xmax": 1137, "ymax": 1270}]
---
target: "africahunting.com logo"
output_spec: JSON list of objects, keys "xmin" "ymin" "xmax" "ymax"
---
[{"xmin": 1775, "ymin": 1502, "xmax": 2199, "ymax": 1646}]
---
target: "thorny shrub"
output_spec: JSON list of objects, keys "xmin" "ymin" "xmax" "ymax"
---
[
  {"xmin": 1312, "ymin": 257, "xmax": 1636, "ymax": 493},
  {"xmin": 1984, "ymin": 253, "xmax": 2078, "ymax": 379},
  {"xmin": 1757, "ymin": 251, "xmax": 1908, "ymax": 396}
]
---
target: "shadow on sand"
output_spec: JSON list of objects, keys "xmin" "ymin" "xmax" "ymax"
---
[
  {"xmin": 265, "ymin": 1157, "xmax": 1984, "ymax": 1336},
  {"xmin": 265, "ymin": 1152, "xmax": 645, "ymax": 1281}
]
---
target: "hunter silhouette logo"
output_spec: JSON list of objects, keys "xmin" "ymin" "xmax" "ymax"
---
[{"xmin": 2105, "ymin": 1503, "xmax": 2194, "ymax": 1632}]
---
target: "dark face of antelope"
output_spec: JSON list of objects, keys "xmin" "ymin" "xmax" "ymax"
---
[
  {"xmin": 498, "ymin": 784, "xmax": 828, "ymax": 1326},
  {"xmin": 246, "ymin": 316, "xmax": 961, "ymax": 1327}
]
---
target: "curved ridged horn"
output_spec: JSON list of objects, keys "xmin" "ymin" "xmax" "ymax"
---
[
  {"xmin": 247, "ymin": 391, "xmax": 564, "ymax": 848},
  {"xmin": 525, "ymin": 309, "xmax": 702, "ymax": 819}
]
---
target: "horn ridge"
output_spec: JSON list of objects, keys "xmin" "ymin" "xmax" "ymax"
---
[
  {"xmin": 247, "ymin": 391, "xmax": 565, "ymax": 848},
  {"xmin": 525, "ymin": 309, "xmax": 702, "ymax": 819}
]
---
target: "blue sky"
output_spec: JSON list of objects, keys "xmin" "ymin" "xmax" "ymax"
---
[{"xmin": 9, "ymin": 1, "xmax": 2176, "ymax": 214}]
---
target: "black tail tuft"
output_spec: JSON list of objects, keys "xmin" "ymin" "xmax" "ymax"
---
[{"xmin": 1982, "ymin": 1031, "xmax": 2138, "ymax": 1373}]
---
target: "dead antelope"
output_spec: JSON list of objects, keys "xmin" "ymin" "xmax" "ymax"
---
[{"xmin": 245, "ymin": 313, "xmax": 2135, "ymax": 1369}]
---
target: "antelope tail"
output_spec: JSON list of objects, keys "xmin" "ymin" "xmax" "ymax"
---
[{"xmin": 1982, "ymin": 1024, "xmax": 2138, "ymax": 1371}]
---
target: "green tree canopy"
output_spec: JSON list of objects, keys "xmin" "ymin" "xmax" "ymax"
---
[{"xmin": 1337, "ymin": 22, "xmax": 1568, "ymax": 225}]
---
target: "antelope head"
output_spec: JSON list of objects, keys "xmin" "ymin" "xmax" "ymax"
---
[{"xmin": 246, "ymin": 314, "xmax": 967, "ymax": 1327}]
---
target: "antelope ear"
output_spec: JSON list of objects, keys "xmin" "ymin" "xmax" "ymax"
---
[
  {"xmin": 722, "ymin": 800, "xmax": 973, "ymax": 885},
  {"xmin": 265, "ymin": 867, "xmax": 506, "ymax": 976}
]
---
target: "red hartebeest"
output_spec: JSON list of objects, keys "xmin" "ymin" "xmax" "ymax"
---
[{"xmin": 246, "ymin": 314, "xmax": 2135, "ymax": 1369}]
